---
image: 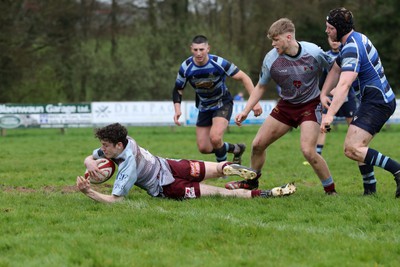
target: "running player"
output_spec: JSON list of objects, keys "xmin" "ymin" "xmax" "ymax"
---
[
  {"xmin": 321, "ymin": 7, "xmax": 400, "ymax": 196},
  {"xmin": 172, "ymin": 35, "xmax": 262, "ymax": 164},
  {"xmin": 225, "ymin": 18, "xmax": 337, "ymax": 195}
]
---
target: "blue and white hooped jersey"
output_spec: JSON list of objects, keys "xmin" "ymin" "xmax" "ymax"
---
[
  {"xmin": 174, "ymin": 54, "xmax": 239, "ymax": 111},
  {"xmin": 323, "ymin": 49, "xmax": 356, "ymax": 100},
  {"xmin": 259, "ymin": 41, "xmax": 332, "ymax": 104},
  {"xmin": 336, "ymin": 31, "xmax": 394, "ymax": 104}
]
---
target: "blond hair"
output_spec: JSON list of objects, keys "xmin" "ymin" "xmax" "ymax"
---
[{"xmin": 267, "ymin": 18, "xmax": 295, "ymax": 39}]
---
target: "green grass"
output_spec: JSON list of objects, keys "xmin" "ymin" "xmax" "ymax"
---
[{"xmin": 1, "ymin": 125, "xmax": 400, "ymax": 267}]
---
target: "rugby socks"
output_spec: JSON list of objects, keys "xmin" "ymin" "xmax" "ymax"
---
[
  {"xmin": 316, "ymin": 144, "xmax": 324, "ymax": 155},
  {"xmin": 217, "ymin": 142, "xmax": 242, "ymax": 161},
  {"xmin": 227, "ymin": 143, "xmax": 236, "ymax": 153},
  {"xmin": 214, "ymin": 143, "xmax": 228, "ymax": 162},
  {"xmin": 359, "ymin": 164, "xmax": 377, "ymax": 195},
  {"xmin": 216, "ymin": 142, "xmax": 241, "ymax": 155},
  {"xmin": 364, "ymin": 148, "xmax": 400, "ymax": 175},
  {"xmin": 321, "ymin": 176, "xmax": 336, "ymax": 193},
  {"xmin": 251, "ymin": 190, "xmax": 271, "ymax": 198}
]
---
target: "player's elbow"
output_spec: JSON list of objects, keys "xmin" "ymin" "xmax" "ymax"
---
[{"xmin": 172, "ymin": 88, "xmax": 182, "ymax": 103}]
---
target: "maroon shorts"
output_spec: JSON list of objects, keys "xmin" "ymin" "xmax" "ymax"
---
[
  {"xmin": 270, "ymin": 97, "xmax": 322, "ymax": 128},
  {"xmin": 162, "ymin": 159, "xmax": 206, "ymax": 199}
]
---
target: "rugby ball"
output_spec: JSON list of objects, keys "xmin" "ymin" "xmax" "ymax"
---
[{"xmin": 84, "ymin": 158, "xmax": 116, "ymax": 184}]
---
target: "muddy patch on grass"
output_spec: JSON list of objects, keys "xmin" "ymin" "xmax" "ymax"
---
[{"xmin": 0, "ymin": 184, "xmax": 113, "ymax": 194}]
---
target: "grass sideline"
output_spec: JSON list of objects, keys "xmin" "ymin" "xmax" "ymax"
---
[{"xmin": 1, "ymin": 125, "xmax": 400, "ymax": 267}]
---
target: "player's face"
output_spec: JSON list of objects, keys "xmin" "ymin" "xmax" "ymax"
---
[
  {"xmin": 328, "ymin": 38, "xmax": 341, "ymax": 52},
  {"xmin": 99, "ymin": 140, "xmax": 122, "ymax": 159},
  {"xmin": 271, "ymin": 34, "xmax": 289, "ymax": 55},
  {"xmin": 325, "ymin": 22, "xmax": 339, "ymax": 42},
  {"xmin": 191, "ymin": 43, "xmax": 210, "ymax": 66}
]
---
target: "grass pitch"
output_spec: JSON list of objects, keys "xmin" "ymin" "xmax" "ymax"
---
[{"xmin": 1, "ymin": 125, "xmax": 400, "ymax": 267}]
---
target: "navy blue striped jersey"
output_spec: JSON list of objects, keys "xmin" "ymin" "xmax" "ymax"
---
[
  {"xmin": 336, "ymin": 31, "xmax": 394, "ymax": 104},
  {"xmin": 322, "ymin": 49, "xmax": 356, "ymax": 99},
  {"xmin": 174, "ymin": 54, "xmax": 239, "ymax": 111}
]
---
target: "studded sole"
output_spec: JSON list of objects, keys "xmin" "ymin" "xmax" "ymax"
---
[{"xmin": 223, "ymin": 165, "xmax": 257, "ymax": 180}]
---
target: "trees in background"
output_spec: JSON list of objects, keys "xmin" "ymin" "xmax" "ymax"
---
[{"xmin": 0, "ymin": 0, "xmax": 398, "ymax": 103}]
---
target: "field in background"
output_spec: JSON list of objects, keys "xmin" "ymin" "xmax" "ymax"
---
[{"xmin": 1, "ymin": 125, "xmax": 400, "ymax": 266}]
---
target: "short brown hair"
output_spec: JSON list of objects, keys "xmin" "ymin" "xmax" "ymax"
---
[{"xmin": 267, "ymin": 18, "xmax": 295, "ymax": 39}]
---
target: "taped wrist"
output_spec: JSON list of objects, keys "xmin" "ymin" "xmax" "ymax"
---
[{"xmin": 172, "ymin": 88, "xmax": 182, "ymax": 103}]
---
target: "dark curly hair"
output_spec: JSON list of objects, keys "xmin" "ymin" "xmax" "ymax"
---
[{"xmin": 95, "ymin": 123, "xmax": 128, "ymax": 146}]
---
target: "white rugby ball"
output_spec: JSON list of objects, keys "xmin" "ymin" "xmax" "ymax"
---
[{"xmin": 84, "ymin": 158, "xmax": 116, "ymax": 184}]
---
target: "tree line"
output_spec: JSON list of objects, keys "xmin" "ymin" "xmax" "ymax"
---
[{"xmin": 0, "ymin": 0, "xmax": 398, "ymax": 103}]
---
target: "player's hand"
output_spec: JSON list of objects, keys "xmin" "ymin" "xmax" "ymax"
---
[
  {"xmin": 320, "ymin": 94, "xmax": 332, "ymax": 110},
  {"xmin": 84, "ymin": 158, "xmax": 101, "ymax": 178},
  {"xmin": 76, "ymin": 175, "xmax": 91, "ymax": 193},
  {"xmin": 252, "ymin": 103, "xmax": 263, "ymax": 117},
  {"xmin": 173, "ymin": 112, "xmax": 182, "ymax": 126},
  {"xmin": 320, "ymin": 114, "xmax": 334, "ymax": 133},
  {"xmin": 235, "ymin": 112, "xmax": 248, "ymax": 126}
]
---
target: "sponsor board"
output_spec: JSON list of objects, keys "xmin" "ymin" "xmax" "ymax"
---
[
  {"xmin": 92, "ymin": 101, "xmax": 178, "ymax": 126},
  {"xmin": 0, "ymin": 103, "xmax": 91, "ymax": 128},
  {"xmin": 185, "ymin": 100, "xmax": 277, "ymax": 125},
  {"xmin": 2, "ymin": 100, "xmax": 400, "ymax": 128}
]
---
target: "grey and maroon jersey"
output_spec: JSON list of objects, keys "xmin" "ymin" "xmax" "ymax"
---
[
  {"xmin": 92, "ymin": 138, "xmax": 175, "ymax": 197},
  {"xmin": 259, "ymin": 41, "xmax": 332, "ymax": 104}
]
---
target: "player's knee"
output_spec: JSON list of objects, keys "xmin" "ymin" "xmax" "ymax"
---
[
  {"xmin": 197, "ymin": 144, "xmax": 212, "ymax": 154},
  {"xmin": 301, "ymin": 147, "xmax": 315, "ymax": 162},
  {"xmin": 251, "ymin": 143, "xmax": 265, "ymax": 155},
  {"xmin": 209, "ymin": 135, "xmax": 222, "ymax": 147},
  {"xmin": 344, "ymin": 145, "xmax": 358, "ymax": 160},
  {"xmin": 199, "ymin": 148, "xmax": 208, "ymax": 154},
  {"xmin": 199, "ymin": 147, "xmax": 211, "ymax": 154}
]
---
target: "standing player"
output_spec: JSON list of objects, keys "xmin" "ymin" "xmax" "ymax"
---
[
  {"xmin": 316, "ymin": 37, "xmax": 358, "ymax": 155},
  {"xmin": 321, "ymin": 7, "xmax": 400, "ymax": 196},
  {"xmin": 225, "ymin": 18, "xmax": 338, "ymax": 195},
  {"xmin": 234, "ymin": 92, "xmax": 245, "ymax": 101},
  {"xmin": 76, "ymin": 123, "xmax": 296, "ymax": 203},
  {"xmin": 172, "ymin": 35, "xmax": 262, "ymax": 164}
]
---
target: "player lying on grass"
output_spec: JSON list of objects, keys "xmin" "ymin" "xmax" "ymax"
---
[{"xmin": 76, "ymin": 123, "xmax": 296, "ymax": 203}]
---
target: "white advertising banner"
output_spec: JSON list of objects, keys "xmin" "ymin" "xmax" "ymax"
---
[
  {"xmin": 185, "ymin": 100, "xmax": 277, "ymax": 125},
  {"xmin": 90, "ymin": 101, "xmax": 277, "ymax": 126},
  {"xmin": 91, "ymin": 101, "xmax": 179, "ymax": 126},
  {"xmin": 2, "ymin": 100, "xmax": 400, "ymax": 129}
]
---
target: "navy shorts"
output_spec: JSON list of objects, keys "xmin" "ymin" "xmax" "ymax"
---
[
  {"xmin": 196, "ymin": 101, "xmax": 233, "ymax": 127},
  {"xmin": 323, "ymin": 95, "xmax": 358, "ymax": 118},
  {"xmin": 351, "ymin": 99, "xmax": 396, "ymax": 135},
  {"xmin": 162, "ymin": 159, "xmax": 206, "ymax": 199}
]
